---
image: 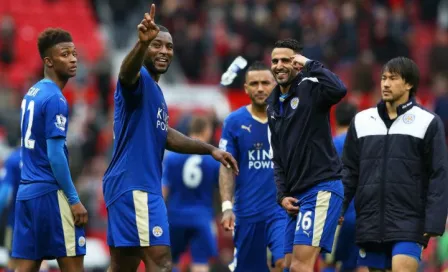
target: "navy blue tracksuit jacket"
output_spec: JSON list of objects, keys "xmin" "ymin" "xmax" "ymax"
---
[{"xmin": 267, "ymin": 60, "xmax": 347, "ymax": 204}]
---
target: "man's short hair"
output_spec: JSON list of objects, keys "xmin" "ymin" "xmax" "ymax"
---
[
  {"xmin": 245, "ymin": 61, "xmax": 272, "ymax": 80},
  {"xmin": 335, "ymin": 101, "xmax": 357, "ymax": 127},
  {"xmin": 157, "ymin": 24, "xmax": 169, "ymax": 33},
  {"xmin": 273, "ymin": 38, "xmax": 303, "ymax": 54},
  {"xmin": 37, "ymin": 28, "xmax": 73, "ymax": 59},
  {"xmin": 382, "ymin": 57, "xmax": 420, "ymax": 97},
  {"xmin": 188, "ymin": 116, "xmax": 211, "ymax": 136}
]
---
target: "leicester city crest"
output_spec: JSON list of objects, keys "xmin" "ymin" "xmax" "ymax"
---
[{"xmin": 290, "ymin": 97, "xmax": 299, "ymax": 109}]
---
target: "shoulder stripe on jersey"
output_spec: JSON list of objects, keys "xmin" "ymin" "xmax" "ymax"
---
[{"xmin": 355, "ymin": 106, "xmax": 435, "ymax": 139}]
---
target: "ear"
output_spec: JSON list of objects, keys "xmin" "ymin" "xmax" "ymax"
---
[
  {"xmin": 43, "ymin": 57, "xmax": 53, "ymax": 68},
  {"xmin": 244, "ymin": 83, "xmax": 249, "ymax": 95},
  {"xmin": 405, "ymin": 82, "xmax": 413, "ymax": 92}
]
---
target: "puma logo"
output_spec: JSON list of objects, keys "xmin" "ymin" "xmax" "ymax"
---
[
  {"xmin": 303, "ymin": 230, "xmax": 311, "ymax": 237},
  {"xmin": 241, "ymin": 124, "xmax": 252, "ymax": 133}
]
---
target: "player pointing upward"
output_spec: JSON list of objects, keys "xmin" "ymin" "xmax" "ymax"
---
[
  {"xmin": 103, "ymin": 4, "xmax": 238, "ymax": 271},
  {"xmin": 13, "ymin": 28, "xmax": 88, "ymax": 272}
]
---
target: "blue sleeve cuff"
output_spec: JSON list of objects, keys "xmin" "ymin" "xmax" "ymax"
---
[{"xmin": 47, "ymin": 138, "xmax": 80, "ymax": 205}]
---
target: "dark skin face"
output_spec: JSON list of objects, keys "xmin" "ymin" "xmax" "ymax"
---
[
  {"xmin": 44, "ymin": 42, "xmax": 77, "ymax": 81},
  {"xmin": 143, "ymin": 31, "xmax": 174, "ymax": 80}
]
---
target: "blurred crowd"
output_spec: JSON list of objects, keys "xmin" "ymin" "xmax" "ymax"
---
[{"xmin": 2, "ymin": 0, "xmax": 448, "ymax": 270}]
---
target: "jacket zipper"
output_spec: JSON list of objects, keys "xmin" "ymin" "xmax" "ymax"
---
[{"xmin": 380, "ymin": 127, "xmax": 390, "ymax": 242}]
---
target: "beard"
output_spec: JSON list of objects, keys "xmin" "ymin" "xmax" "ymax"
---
[
  {"xmin": 249, "ymin": 94, "xmax": 268, "ymax": 108},
  {"xmin": 275, "ymin": 70, "xmax": 299, "ymax": 87},
  {"xmin": 143, "ymin": 59, "xmax": 170, "ymax": 75}
]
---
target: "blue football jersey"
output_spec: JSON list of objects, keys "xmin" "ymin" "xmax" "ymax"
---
[
  {"xmin": 103, "ymin": 67, "xmax": 169, "ymax": 206},
  {"xmin": 219, "ymin": 106, "xmax": 282, "ymax": 221},
  {"xmin": 17, "ymin": 79, "xmax": 69, "ymax": 200},
  {"xmin": 162, "ymin": 152, "xmax": 220, "ymax": 220},
  {"xmin": 1, "ymin": 148, "xmax": 21, "ymax": 226}
]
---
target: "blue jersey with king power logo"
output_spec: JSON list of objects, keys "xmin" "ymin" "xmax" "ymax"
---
[
  {"xmin": 220, "ymin": 106, "xmax": 284, "ymax": 222},
  {"xmin": 103, "ymin": 67, "xmax": 169, "ymax": 206}
]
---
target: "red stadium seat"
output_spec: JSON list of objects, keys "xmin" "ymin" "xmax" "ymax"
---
[{"xmin": 2, "ymin": 0, "xmax": 104, "ymax": 90}]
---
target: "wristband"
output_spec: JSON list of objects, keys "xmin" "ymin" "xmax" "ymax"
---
[{"xmin": 222, "ymin": 200, "xmax": 233, "ymax": 212}]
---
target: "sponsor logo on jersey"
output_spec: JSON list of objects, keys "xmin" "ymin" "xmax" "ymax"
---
[
  {"xmin": 156, "ymin": 104, "xmax": 169, "ymax": 131},
  {"xmin": 55, "ymin": 114, "xmax": 67, "ymax": 131},
  {"xmin": 248, "ymin": 146, "xmax": 273, "ymax": 169},
  {"xmin": 241, "ymin": 124, "xmax": 252, "ymax": 133},
  {"xmin": 219, "ymin": 139, "xmax": 228, "ymax": 151}
]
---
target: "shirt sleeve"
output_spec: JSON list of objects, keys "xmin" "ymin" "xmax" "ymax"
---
[
  {"xmin": 219, "ymin": 117, "xmax": 239, "ymax": 159},
  {"xmin": 44, "ymin": 94, "xmax": 69, "ymax": 139},
  {"xmin": 304, "ymin": 60, "xmax": 347, "ymax": 107},
  {"xmin": 47, "ymin": 138, "xmax": 80, "ymax": 205},
  {"xmin": 423, "ymin": 117, "xmax": 448, "ymax": 236},
  {"xmin": 117, "ymin": 67, "xmax": 145, "ymax": 103}
]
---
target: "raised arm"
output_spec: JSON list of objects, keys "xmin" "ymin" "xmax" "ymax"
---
[
  {"xmin": 292, "ymin": 55, "xmax": 347, "ymax": 107},
  {"xmin": 119, "ymin": 4, "xmax": 160, "ymax": 90},
  {"xmin": 166, "ymin": 127, "xmax": 239, "ymax": 174}
]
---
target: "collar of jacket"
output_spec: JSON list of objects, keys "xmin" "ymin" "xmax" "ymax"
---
[
  {"xmin": 377, "ymin": 97, "xmax": 416, "ymax": 121},
  {"xmin": 267, "ymin": 72, "xmax": 303, "ymax": 112}
]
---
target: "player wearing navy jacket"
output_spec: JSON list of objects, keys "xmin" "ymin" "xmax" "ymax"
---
[
  {"xmin": 220, "ymin": 62, "xmax": 286, "ymax": 272},
  {"xmin": 266, "ymin": 38, "xmax": 347, "ymax": 272},
  {"xmin": 12, "ymin": 28, "xmax": 88, "ymax": 271},
  {"xmin": 342, "ymin": 57, "xmax": 448, "ymax": 272},
  {"xmin": 103, "ymin": 4, "xmax": 238, "ymax": 272}
]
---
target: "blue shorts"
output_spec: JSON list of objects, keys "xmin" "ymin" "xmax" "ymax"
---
[
  {"xmin": 284, "ymin": 181, "xmax": 343, "ymax": 254},
  {"xmin": 170, "ymin": 219, "xmax": 218, "ymax": 264},
  {"xmin": 107, "ymin": 190, "xmax": 170, "ymax": 247},
  {"xmin": 12, "ymin": 190, "xmax": 86, "ymax": 260},
  {"xmin": 229, "ymin": 212, "xmax": 286, "ymax": 272},
  {"xmin": 357, "ymin": 242, "xmax": 423, "ymax": 269}
]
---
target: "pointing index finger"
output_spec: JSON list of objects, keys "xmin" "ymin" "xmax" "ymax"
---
[{"xmin": 149, "ymin": 4, "xmax": 156, "ymax": 21}]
